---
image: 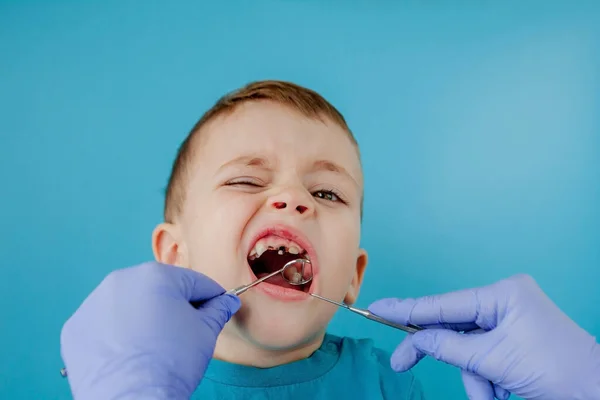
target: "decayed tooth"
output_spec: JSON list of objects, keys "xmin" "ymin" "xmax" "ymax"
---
[
  {"xmin": 288, "ymin": 245, "xmax": 299, "ymax": 255},
  {"xmin": 283, "ymin": 266, "xmax": 296, "ymax": 281},
  {"xmin": 291, "ymin": 272, "xmax": 302, "ymax": 283},
  {"xmin": 252, "ymin": 237, "xmax": 308, "ymax": 258},
  {"xmin": 255, "ymin": 242, "xmax": 267, "ymax": 258},
  {"xmin": 265, "ymin": 237, "xmax": 281, "ymax": 250}
]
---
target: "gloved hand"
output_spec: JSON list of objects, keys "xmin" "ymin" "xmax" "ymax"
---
[
  {"xmin": 368, "ymin": 274, "xmax": 600, "ymax": 400},
  {"xmin": 60, "ymin": 261, "xmax": 240, "ymax": 400}
]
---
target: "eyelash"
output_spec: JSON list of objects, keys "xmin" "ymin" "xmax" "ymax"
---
[{"xmin": 225, "ymin": 180, "xmax": 346, "ymax": 204}]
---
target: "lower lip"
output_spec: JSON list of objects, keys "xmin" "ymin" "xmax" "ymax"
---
[{"xmin": 255, "ymin": 281, "xmax": 311, "ymax": 301}]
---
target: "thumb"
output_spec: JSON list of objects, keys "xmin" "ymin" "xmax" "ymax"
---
[
  {"xmin": 196, "ymin": 294, "xmax": 241, "ymax": 332},
  {"xmin": 461, "ymin": 370, "xmax": 495, "ymax": 400},
  {"xmin": 170, "ymin": 265, "xmax": 227, "ymax": 302},
  {"xmin": 411, "ymin": 329, "xmax": 484, "ymax": 371}
]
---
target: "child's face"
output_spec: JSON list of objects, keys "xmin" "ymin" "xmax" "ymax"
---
[{"xmin": 154, "ymin": 101, "xmax": 367, "ymax": 352}]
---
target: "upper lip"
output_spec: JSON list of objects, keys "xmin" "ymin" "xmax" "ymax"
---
[{"xmin": 246, "ymin": 223, "xmax": 318, "ymax": 276}]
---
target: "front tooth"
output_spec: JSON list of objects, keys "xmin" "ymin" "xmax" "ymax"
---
[
  {"xmin": 255, "ymin": 242, "xmax": 267, "ymax": 257},
  {"xmin": 288, "ymin": 246, "xmax": 299, "ymax": 255}
]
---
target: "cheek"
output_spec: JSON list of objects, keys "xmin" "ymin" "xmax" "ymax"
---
[
  {"xmin": 182, "ymin": 194, "xmax": 259, "ymax": 285},
  {"xmin": 319, "ymin": 219, "xmax": 361, "ymax": 292},
  {"xmin": 327, "ymin": 215, "xmax": 360, "ymax": 260}
]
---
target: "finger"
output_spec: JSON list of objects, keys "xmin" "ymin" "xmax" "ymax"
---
[
  {"xmin": 197, "ymin": 295, "xmax": 241, "ymax": 331},
  {"xmin": 411, "ymin": 329, "xmax": 483, "ymax": 371},
  {"xmin": 461, "ymin": 370, "xmax": 495, "ymax": 400},
  {"xmin": 158, "ymin": 263, "xmax": 227, "ymax": 302},
  {"xmin": 368, "ymin": 297, "xmax": 479, "ymax": 331},
  {"xmin": 389, "ymin": 336, "xmax": 426, "ymax": 372},
  {"xmin": 493, "ymin": 384, "xmax": 510, "ymax": 400},
  {"xmin": 415, "ymin": 322, "xmax": 479, "ymax": 333}
]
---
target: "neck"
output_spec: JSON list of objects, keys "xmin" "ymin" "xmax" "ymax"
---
[{"xmin": 213, "ymin": 329, "xmax": 325, "ymax": 368}]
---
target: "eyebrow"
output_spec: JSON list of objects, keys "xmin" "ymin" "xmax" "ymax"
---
[
  {"xmin": 217, "ymin": 155, "xmax": 273, "ymax": 173},
  {"xmin": 310, "ymin": 160, "xmax": 359, "ymax": 187}
]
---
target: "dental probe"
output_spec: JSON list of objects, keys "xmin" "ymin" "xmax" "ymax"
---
[{"xmin": 310, "ymin": 293, "xmax": 424, "ymax": 334}]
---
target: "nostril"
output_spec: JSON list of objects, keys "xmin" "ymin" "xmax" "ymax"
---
[
  {"xmin": 273, "ymin": 202, "xmax": 287, "ymax": 209},
  {"xmin": 296, "ymin": 205, "xmax": 308, "ymax": 214}
]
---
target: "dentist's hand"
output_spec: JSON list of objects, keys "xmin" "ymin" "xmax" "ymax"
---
[
  {"xmin": 60, "ymin": 262, "xmax": 240, "ymax": 400},
  {"xmin": 368, "ymin": 274, "xmax": 600, "ymax": 400}
]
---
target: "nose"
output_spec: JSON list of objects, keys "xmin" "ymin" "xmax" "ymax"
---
[{"xmin": 269, "ymin": 187, "xmax": 314, "ymax": 216}]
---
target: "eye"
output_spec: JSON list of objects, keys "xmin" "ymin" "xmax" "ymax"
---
[
  {"xmin": 313, "ymin": 189, "xmax": 343, "ymax": 203},
  {"xmin": 224, "ymin": 178, "xmax": 265, "ymax": 187}
]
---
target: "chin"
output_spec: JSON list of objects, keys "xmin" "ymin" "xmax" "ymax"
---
[
  {"xmin": 231, "ymin": 298, "xmax": 330, "ymax": 352},
  {"xmin": 240, "ymin": 319, "xmax": 324, "ymax": 352}
]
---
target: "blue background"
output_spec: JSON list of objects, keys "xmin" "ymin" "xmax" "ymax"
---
[{"xmin": 1, "ymin": 1, "xmax": 599, "ymax": 398}]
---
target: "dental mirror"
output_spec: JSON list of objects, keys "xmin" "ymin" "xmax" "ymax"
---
[
  {"xmin": 226, "ymin": 258, "xmax": 313, "ymax": 296},
  {"xmin": 281, "ymin": 258, "xmax": 313, "ymax": 286}
]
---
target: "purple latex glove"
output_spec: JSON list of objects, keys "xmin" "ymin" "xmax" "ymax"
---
[
  {"xmin": 60, "ymin": 262, "xmax": 240, "ymax": 400},
  {"xmin": 368, "ymin": 274, "xmax": 600, "ymax": 400}
]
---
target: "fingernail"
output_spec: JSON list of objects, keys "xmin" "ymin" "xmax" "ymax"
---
[
  {"xmin": 411, "ymin": 330, "xmax": 436, "ymax": 355},
  {"xmin": 225, "ymin": 294, "xmax": 241, "ymax": 313},
  {"xmin": 390, "ymin": 352, "xmax": 409, "ymax": 372},
  {"xmin": 367, "ymin": 299, "xmax": 387, "ymax": 313},
  {"xmin": 498, "ymin": 387, "xmax": 510, "ymax": 400},
  {"xmin": 390, "ymin": 359, "xmax": 403, "ymax": 372},
  {"xmin": 368, "ymin": 298, "xmax": 400, "ymax": 315}
]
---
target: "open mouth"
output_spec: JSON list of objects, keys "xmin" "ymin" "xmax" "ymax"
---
[{"xmin": 247, "ymin": 236, "xmax": 313, "ymax": 293}]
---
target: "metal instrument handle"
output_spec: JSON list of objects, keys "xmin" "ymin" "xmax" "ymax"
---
[{"xmin": 364, "ymin": 313, "xmax": 424, "ymax": 334}]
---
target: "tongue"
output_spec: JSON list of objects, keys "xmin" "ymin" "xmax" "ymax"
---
[{"xmin": 256, "ymin": 272, "xmax": 302, "ymax": 290}]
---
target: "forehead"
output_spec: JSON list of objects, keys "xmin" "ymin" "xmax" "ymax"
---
[{"xmin": 195, "ymin": 101, "xmax": 363, "ymax": 184}]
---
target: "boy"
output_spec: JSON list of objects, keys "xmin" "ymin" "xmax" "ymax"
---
[{"xmin": 151, "ymin": 80, "xmax": 425, "ymax": 398}]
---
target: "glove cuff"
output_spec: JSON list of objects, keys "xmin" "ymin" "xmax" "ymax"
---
[
  {"xmin": 72, "ymin": 357, "xmax": 194, "ymax": 400},
  {"xmin": 578, "ymin": 341, "xmax": 600, "ymax": 400}
]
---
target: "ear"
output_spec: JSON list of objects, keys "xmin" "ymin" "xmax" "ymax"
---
[
  {"xmin": 152, "ymin": 222, "xmax": 188, "ymax": 267},
  {"xmin": 343, "ymin": 248, "xmax": 368, "ymax": 305}
]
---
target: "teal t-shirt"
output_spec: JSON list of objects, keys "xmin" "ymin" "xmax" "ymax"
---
[{"xmin": 192, "ymin": 333, "xmax": 425, "ymax": 399}]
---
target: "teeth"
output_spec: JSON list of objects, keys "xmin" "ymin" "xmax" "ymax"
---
[
  {"xmin": 291, "ymin": 272, "xmax": 302, "ymax": 283},
  {"xmin": 248, "ymin": 248, "xmax": 258, "ymax": 261},
  {"xmin": 248, "ymin": 237, "xmax": 307, "ymax": 259},
  {"xmin": 255, "ymin": 242, "xmax": 267, "ymax": 258}
]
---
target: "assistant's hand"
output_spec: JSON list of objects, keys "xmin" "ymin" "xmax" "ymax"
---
[
  {"xmin": 368, "ymin": 274, "xmax": 600, "ymax": 400},
  {"xmin": 60, "ymin": 261, "xmax": 240, "ymax": 400}
]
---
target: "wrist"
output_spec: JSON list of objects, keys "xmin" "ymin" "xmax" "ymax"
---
[
  {"xmin": 74, "ymin": 384, "xmax": 191, "ymax": 400},
  {"xmin": 71, "ymin": 357, "xmax": 194, "ymax": 400},
  {"xmin": 578, "ymin": 341, "xmax": 600, "ymax": 400}
]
